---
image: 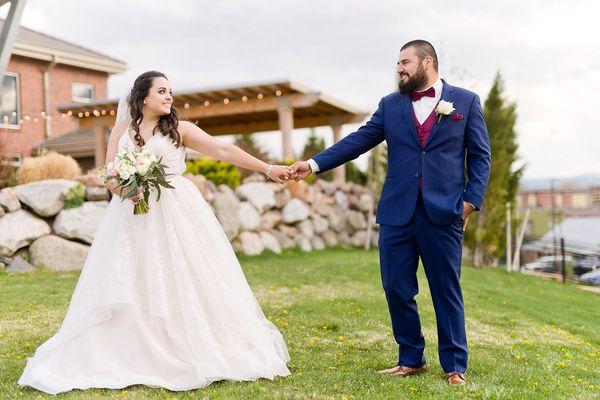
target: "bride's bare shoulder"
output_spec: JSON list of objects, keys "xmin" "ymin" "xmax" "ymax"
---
[{"xmin": 178, "ymin": 120, "xmax": 206, "ymax": 138}]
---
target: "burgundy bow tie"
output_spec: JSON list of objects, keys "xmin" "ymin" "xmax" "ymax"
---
[{"xmin": 410, "ymin": 86, "xmax": 435, "ymax": 102}]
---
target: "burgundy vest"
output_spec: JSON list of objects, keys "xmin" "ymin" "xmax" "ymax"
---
[
  {"xmin": 412, "ymin": 107, "xmax": 437, "ymax": 189},
  {"xmin": 412, "ymin": 107, "xmax": 437, "ymax": 148}
]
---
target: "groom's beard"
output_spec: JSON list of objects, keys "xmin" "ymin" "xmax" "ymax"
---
[{"xmin": 398, "ymin": 65, "xmax": 428, "ymax": 93}]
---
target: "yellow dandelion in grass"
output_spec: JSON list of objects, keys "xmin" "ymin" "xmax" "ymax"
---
[
  {"xmin": 338, "ymin": 335, "xmax": 345, "ymax": 342},
  {"xmin": 410, "ymin": 387, "xmax": 417, "ymax": 392},
  {"xmin": 282, "ymin": 309, "xmax": 288, "ymax": 314},
  {"xmin": 308, "ymin": 338, "xmax": 315, "ymax": 345},
  {"xmin": 120, "ymin": 390, "xmax": 127, "ymax": 396},
  {"xmin": 556, "ymin": 361, "xmax": 567, "ymax": 368}
]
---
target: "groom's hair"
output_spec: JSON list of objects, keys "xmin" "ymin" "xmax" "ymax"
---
[{"xmin": 401, "ymin": 40, "xmax": 438, "ymax": 71}]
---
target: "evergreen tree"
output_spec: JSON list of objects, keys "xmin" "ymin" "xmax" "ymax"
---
[
  {"xmin": 233, "ymin": 134, "xmax": 270, "ymax": 178},
  {"xmin": 464, "ymin": 72, "xmax": 525, "ymax": 266},
  {"xmin": 301, "ymin": 129, "xmax": 333, "ymax": 181}
]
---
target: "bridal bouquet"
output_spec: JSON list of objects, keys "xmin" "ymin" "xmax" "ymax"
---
[{"xmin": 100, "ymin": 148, "xmax": 174, "ymax": 215}]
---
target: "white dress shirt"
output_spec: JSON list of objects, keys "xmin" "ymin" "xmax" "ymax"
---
[{"xmin": 412, "ymin": 77, "xmax": 443, "ymax": 124}]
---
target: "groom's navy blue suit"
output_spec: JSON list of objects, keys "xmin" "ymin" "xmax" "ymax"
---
[{"xmin": 312, "ymin": 79, "xmax": 491, "ymax": 373}]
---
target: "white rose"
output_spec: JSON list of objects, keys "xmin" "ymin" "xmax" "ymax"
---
[
  {"xmin": 436, "ymin": 100, "xmax": 455, "ymax": 116},
  {"xmin": 135, "ymin": 159, "xmax": 151, "ymax": 175}
]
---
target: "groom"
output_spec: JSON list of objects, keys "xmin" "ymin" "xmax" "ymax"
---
[{"xmin": 290, "ymin": 40, "xmax": 491, "ymax": 385}]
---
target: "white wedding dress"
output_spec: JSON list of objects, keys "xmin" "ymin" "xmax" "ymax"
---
[{"xmin": 18, "ymin": 131, "xmax": 290, "ymax": 395}]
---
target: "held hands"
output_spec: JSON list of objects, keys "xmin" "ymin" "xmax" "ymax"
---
[
  {"xmin": 265, "ymin": 164, "xmax": 294, "ymax": 184},
  {"xmin": 288, "ymin": 161, "xmax": 313, "ymax": 182}
]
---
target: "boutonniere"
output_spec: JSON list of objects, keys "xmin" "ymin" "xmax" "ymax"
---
[{"xmin": 435, "ymin": 100, "xmax": 455, "ymax": 124}]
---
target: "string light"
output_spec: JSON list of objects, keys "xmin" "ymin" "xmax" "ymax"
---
[
  {"xmin": 204, "ymin": 100, "xmax": 210, "ymax": 107},
  {"xmin": 78, "ymin": 112, "xmax": 83, "ymax": 118},
  {"xmin": 184, "ymin": 103, "xmax": 190, "ymax": 109},
  {"xmin": 67, "ymin": 110, "xmax": 73, "ymax": 116},
  {"xmin": 223, "ymin": 98, "xmax": 229, "ymax": 104},
  {"xmin": 93, "ymin": 110, "xmax": 100, "ymax": 116},
  {"xmin": 109, "ymin": 110, "xmax": 115, "ymax": 116},
  {"xmin": 242, "ymin": 95, "xmax": 248, "ymax": 102},
  {"xmin": 101, "ymin": 110, "xmax": 106, "ymax": 115},
  {"xmin": 275, "ymin": 90, "xmax": 282, "ymax": 96},
  {"xmin": 257, "ymin": 93, "xmax": 263, "ymax": 99}
]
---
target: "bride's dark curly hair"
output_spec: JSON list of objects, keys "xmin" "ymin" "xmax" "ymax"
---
[{"xmin": 128, "ymin": 71, "xmax": 181, "ymax": 148}]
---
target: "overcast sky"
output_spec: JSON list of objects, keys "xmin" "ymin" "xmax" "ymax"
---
[{"xmin": 5, "ymin": 0, "xmax": 599, "ymax": 179}]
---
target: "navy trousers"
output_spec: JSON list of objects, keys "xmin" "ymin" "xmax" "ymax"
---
[{"xmin": 378, "ymin": 191, "xmax": 468, "ymax": 373}]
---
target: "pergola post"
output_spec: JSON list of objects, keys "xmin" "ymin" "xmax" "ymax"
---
[
  {"xmin": 331, "ymin": 118, "xmax": 345, "ymax": 183},
  {"xmin": 277, "ymin": 97, "xmax": 294, "ymax": 160},
  {"xmin": 93, "ymin": 120, "xmax": 106, "ymax": 167}
]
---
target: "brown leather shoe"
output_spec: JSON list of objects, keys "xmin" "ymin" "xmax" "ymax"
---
[
  {"xmin": 377, "ymin": 363, "xmax": 428, "ymax": 376},
  {"xmin": 445, "ymin": 372, "xmax": 466, "ymax": 385}
]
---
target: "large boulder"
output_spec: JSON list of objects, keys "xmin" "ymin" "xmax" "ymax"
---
[
  {"xmin": 297, "ymin": 219, "xmax": 314, "ymax": 238},
  {"xmin": 29, "ymin": 234, "xmax": 90, "ymax": 272},
  {"xmin": 315, "ymin": 179, "xmax": 339, "ymax": 195},
  {"xmin": 0, "ymin": 187, "xmax": 21, "ymax": 212},
  {"xmin": 295, "ymin": 235, "xmax": 312, "ymax": 252},
  {"xmin": 6, "ymin": 255, "xmax": 36, "ymax": 273},
  {"xmin": 238, "ymin": 202, "xmax": 261, "ymax": 231},
  {"xmin": 334, "ymin": 190, "xmax": 349, "ymax": 210},
  {"xmin": 0, "ymin": 209, "xmax": 51, "ymax": 256},
  {"xmin": 12, "ymin": 179, "xmax": 80, "ymax": 217},
  {"xmin": 321, "ymin": 229, "xmax": 339, "ymax": 247},
  {"xmin": 282, "ymin": 199, "xmax": 310, "ymax": 223},
  {"xmin": 312, "ymin": 215, "xmax": 329, "ymax": 234},
  {"xmin": 212, "ymin": 185, "xmax": 241, "ymax": 240},
  {"xmin": 328, "ymin": 206, "xmax": 347, "ymax": 233},
  {"xmin": 85, "ymin": 186, "xmax": 109, "ymax": 201},
  {"xmin": 259, "ymin": 231, "xmax": 282, "ymax": 254},
  {"xmin": 356, "ymin": 193, "xmax": 374, "ymax": 212},
  {"xmin": 260, "ymin": 211, "xmax": 282, "ymax": 230},
  {"xmin": 346, "ymin": 210, "xmax": 367, "ymax": 230},
  {"xmin": 53, "ymin": 201, "xmax": 109, "ymax": 244},
  {"xmin": 350, "ymin": 230, "xmax": 368, "ymax": 247},
  {"xmin": 236, "ymin": 182, "xmax": 276, "ymax": 213},
  {"xmin": 238, "ymin": 231, "xmax": 264, "ymax": 256},
  {"xmin": 270, "ymin": 229, "xmax": 295, "ymax": 249},
  {"xmin": 274, "ymin": 189, "xmax": 291, "ymax": 209},
  {"xmin": 311, "ymin": 235, "xmax": 326, "ymax": 250}
]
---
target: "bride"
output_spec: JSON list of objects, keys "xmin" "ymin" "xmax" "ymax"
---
[{"xmin": 18, "ymin": 71, "xmax": 293, "ymax": 395}]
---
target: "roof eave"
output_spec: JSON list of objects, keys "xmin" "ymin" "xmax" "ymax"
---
[{"xmin": 12, "ymin": 42, "xmax": 127, "ymax": 74}]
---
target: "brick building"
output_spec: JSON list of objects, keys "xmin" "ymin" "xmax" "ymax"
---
[{"xmin": 0, "ymin": 20, "xmax": 126, "ymax": 167}]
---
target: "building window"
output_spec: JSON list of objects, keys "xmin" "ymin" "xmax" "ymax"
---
[
  {"xmin": 72, "ymin": 82, "xmax": 94, "ymax": 103},
  {"xmin": 0, "ymin": 152, "xmax": 21, "ymax": 167},
  {"xmin": 0, "ymin": 72, "xmax": 20, "ymax": 129}
]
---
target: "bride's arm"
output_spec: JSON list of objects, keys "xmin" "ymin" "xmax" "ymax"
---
[
  {"xmin": 179, "ymin": 121, "xmax": 291, "ymax": 183},
  {"xmin": 103, "ymin": 120, "xmax": 130, "ymax": 197}
]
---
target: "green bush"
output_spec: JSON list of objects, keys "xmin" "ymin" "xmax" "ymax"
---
[
  {"xmin": 64, "ymin": 182, "xmax": 85, "ymax": 209},
  {"xmin": 185, "ymin": 157, "xmax": 241, "ymax": 188}
]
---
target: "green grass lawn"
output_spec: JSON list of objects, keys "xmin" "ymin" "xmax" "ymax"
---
[{"xmin": 1, "ymin": 248, "xmax": 598, "ymax": 399}]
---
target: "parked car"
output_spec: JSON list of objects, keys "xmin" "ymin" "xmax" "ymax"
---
[
  {"xmin": 523, "ymin": 255, "xmax": 573, "ymax": 273},
  {"xmin": 580, "ymin": 269, "xmax": 600, "ymax": 285}
]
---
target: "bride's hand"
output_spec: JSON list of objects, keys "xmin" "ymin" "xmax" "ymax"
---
[{"xmin": 266, "ymin": 165, "xmax": 293, "ymax": 184}]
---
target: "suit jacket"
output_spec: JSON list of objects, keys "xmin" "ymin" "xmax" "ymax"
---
[{"xmin": 312, "ymin": 79, "xmax": 491, "ymax": 226}]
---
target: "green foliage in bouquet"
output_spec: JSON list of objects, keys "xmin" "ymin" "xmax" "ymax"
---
[{"xmin": 185, "ymin": 157, "xmax": 241, "ymax": 188}]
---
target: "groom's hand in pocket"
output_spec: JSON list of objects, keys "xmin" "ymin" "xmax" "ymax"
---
[{"xmin": 462, "ymin": 201, "xmax": 475, "ymax": 232}]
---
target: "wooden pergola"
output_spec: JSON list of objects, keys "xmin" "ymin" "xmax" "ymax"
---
[{"xmin": 50, "ymin": 80, "xmax": 368, "ymax": 182}]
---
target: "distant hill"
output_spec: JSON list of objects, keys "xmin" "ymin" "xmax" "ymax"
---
[{"xmin": 520, "ymin": 173, "xmax": 600, "ymax": 190}]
